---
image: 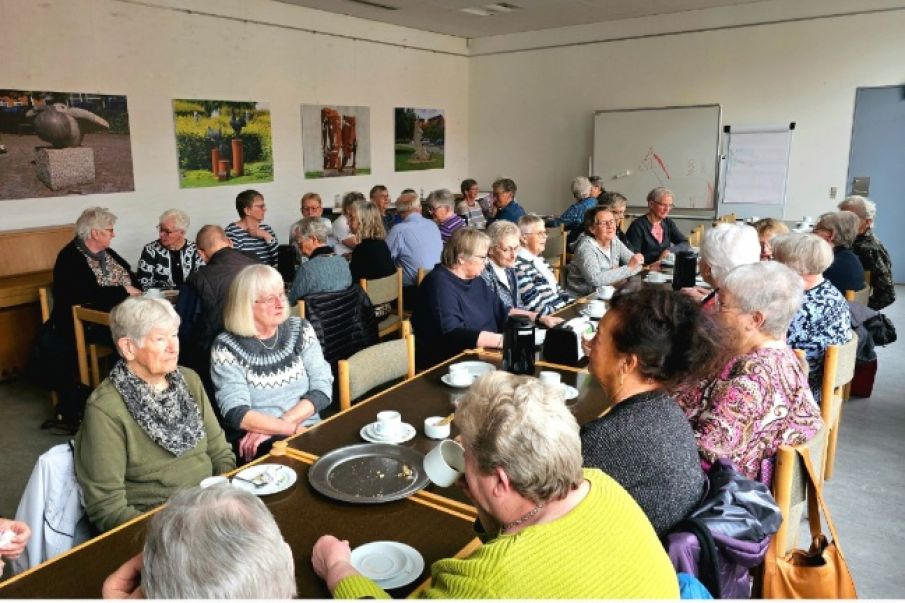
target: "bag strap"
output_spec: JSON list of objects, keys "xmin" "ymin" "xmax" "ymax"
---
[
  {"xmin": 673, "ymin": 518, "xmax": 721, "ymax": 599},
  {"xmin": 796, "ymin": 447, "xmax": 850, "ymax": 564}
]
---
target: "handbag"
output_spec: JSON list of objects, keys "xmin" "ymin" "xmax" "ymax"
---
[
  {"xmin": 864, "ymin": 312, "xmax": 896, "ymax": 346},
  {"xmin": 761, "ymin": 448, "xmax": 857, "ymax": 599}
]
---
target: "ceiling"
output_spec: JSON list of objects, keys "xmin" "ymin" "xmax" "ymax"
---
[{"xmin": 273, "ymin": 0, "xmax": 769, "ymax": 38}]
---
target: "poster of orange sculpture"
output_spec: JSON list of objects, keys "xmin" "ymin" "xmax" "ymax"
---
[{"xmin": 301, "ymin": 104, "xmax": 371, "ymax": 178}]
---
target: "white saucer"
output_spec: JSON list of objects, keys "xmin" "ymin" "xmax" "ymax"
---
[
  {"xmin": 360, "ymin": 422, "xmax": 416, "ymax": 444},
  {"xmin": 232, "ymin": 464, "xmax": 297, "ymax": 496},
  {"xmin": 579, "ymin": 308, "xmax": 605, "ymax": 320},
  {"xmin": 644, "ymin": 276, "xmax": 671, "ymax": 284},
  {"xmin": 351, "ymin": 541, "xmax": 425, "ymax": 590},
  {"xmin": 440, "ymin": 374, "xmax": 474, "ymax": 388},
  {"xmin": 559, "ymin": 384, "xmax": 579, "ymax": 401}
]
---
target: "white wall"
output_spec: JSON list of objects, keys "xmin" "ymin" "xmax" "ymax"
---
[
  {"xmin": 467, "ymin": 2, "xmax": 905, "ymax": 219},
  {"xmin": 2, "ymin": 0, "xmax": 469, "ymax": 264}
]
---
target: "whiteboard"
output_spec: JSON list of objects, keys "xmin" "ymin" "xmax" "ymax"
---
[
  {"xmin": 592, "ymin": 105, "xmax": 721, "ymax": 214},
  {"xmin": 717, "ymin": 125, "xmax": 794, "ymax": 219}
]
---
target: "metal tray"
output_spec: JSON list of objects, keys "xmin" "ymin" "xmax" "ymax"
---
[{"xmin": 308, "ymin": 443, "xmax": 429, "ymax": 504}]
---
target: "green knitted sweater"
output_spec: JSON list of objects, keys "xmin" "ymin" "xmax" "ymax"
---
[
  {"xmin": 75, "ymin": 367, "xmax": 236, "ymax": 532},
  {"xmin": 334, "ymin": 468, "xmax": 680, "ymax": 599}
]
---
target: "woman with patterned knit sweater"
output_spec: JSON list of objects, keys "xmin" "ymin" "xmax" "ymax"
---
[
  {"xmin": 581, "ymin": 288, "xmax": 724, "ymax": 536},
  {"xmin": 311, "ymin": 371, "xmax": 680, "ymax": 599},
  {"xmin": 211, "ymin": 265, "xmax": 333, "ymax": 461}
]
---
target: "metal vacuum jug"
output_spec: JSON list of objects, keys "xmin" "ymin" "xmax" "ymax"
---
[
  {"xmin": 502, "ymin": 315, "xmax": 535, "ymax": 375},
  {"xmin": 672, "ymin": 250, "xmax": 698, "ymax": 290}
]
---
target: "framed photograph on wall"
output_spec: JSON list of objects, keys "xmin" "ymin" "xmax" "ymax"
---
[
  {"xmin": 394, "ymin": 108, "xmax": 444, "ymax": 172},
  {"xmin": 301, "ymin": 104, "xmax": 371, "ymax": 178}
]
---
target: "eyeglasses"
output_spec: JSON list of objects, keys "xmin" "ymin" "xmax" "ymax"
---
[
  {"xmin": 653, "ymin": 202, "xmax": 674, "ymax": 209},
  {"xmin": 158, "ymin": 226, "xmax": 183, "ymax": 235},
  {"xmin": 496, "ymin": 245, "xmax": 519, "ymax": 254},
  {"xmin": 525, "ymin": 231, "xmax": 547, "ymax": 237},
  {"xmin": 594, "ymin": 220, "xmax": 617, "ymax": 227},
  {"xmin": 470, "ymin": 254, "xmax": 489, "ymax": 264},
  {"xmin": 254, "ymin": 294, "xmax": 285, "ymax": 307}
]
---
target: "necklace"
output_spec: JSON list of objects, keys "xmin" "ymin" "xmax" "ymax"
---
[
  {"xmin": 256, "ymin": 331, "xmax": 279, "ymax": 350},
  {"xmin": 501, "ymin": 501, "xmax": 545, "ymax": 533}
]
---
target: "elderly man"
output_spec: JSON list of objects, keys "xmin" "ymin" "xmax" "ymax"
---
[
  {"xmin": 487, "ymin": 177, "xmax": 526, "ymax": 224},
  {"xmin": 292, "ymin": 193, "xmax": 335, "ymax": 265},
  {"xmin": 386, "ymin": 191, "xmax": 442, "ymax": 308},
  {"xmin": 136, "ymin": 209, "xmax": 204, "ymax": 291},
  {"xmin": 289, "ymin": 217, "xmax": 353, "ymax": 305},
  {"xmin": 456, "ymin": 178, "xmax": 487, "ymax": 229},
  {"xmin": 429, "ymin": 188, "xmax": 465, "ymax": 242},
  {"xmin": 838, "ymin": 195, "xmax": 895, "ymax": 309},
  {"xmin": 102, "ymin": 486, "xmax": 296, "ymax": 599},
  {"xmin": 370, "ymin": 184, "xmax": 400, "ymax": 232}
]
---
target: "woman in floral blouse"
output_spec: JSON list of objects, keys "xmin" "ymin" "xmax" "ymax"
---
[{"xmin": 675, "ymin": 261, "xmax": 823, "ymax": 486}]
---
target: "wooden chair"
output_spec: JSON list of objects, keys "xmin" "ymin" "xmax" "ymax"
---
[
  {"xmin": 37, "ymin": 288, "xmax": 59, "ymax": 409},
  {"xmin": 819, "ymin": 336, "xmax": 859, "ymax": 481},
  {"xmin": 542, "ymin": 224, "xmax": 567, "ymax": 285},
  {"xmin": 291, "ymin": 300, "xmax": 305, "ymax": 318},
  {"xmin": 337, "ymin": 330, "xmax": 415, "ymax": 411},
  {"xmin": 360, "ymin": 268, "xmax": 404, "ymax": 339},
  {"xmin": 416, "ymin": 267, "xmax": 430, "ymax": 286},
  {"xmin": 71, "ymin": 305, "xmax": 114, "ymax": 387},
  {"xmin": 688, "ymin": 224, "xmax": 705, "ymax": 247},
  {"xmin": 844, "ymin": 286, "xmax": 870, "ymax": 306}
]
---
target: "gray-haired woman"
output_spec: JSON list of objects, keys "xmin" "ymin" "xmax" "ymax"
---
[
  {"xmin": 838, "ymin": 195, "xmax": 895, "ymax": 309},
  {"xmin": 288, "ymin": 216, "xmax": 353, "ymax": 305},
  {"xmin": 813, "ymin": 210, "xmax": 866, "ymax": 294},
  {"xmin": 566, "ymin": 206, "xmax": 643, "ymax": 296},
  {"xmin": 136, "ymin": 208, "xmax": 205, "ymax": 291},
  {"xmin": 312, "ymin": 371, "xmax": 680, "ymax": 598},
  {"xmin": 75, "ymin": 297, "xmax": 235, "ymax": 533}
]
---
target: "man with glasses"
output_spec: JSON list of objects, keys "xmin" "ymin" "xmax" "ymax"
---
[
  {"xmin": 487, "ymin": 177, "xmax": 526, "ymax": 225},
  {"xmin": 625, "ymin": 187, "xmax": 689, "ymax": 265},
  {"xmin": 428, "ymin": 188, "xmax": 465, "ymax": 242},
  {"xmin": 136, "ymin": 208, "xmax": 204, "ymax": 291}
]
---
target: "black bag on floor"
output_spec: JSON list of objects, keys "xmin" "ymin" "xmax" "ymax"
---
[{"xmin": 864, "ymin": 313, "xmax": 896, "ymax": 346}]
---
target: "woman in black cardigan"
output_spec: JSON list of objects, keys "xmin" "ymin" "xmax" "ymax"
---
[
  {"xmin": 348, "ymin": 201, "xmax": 395, "ymax": 282},
  {"xmin": 625, "ymin": 187, "xmax": 689, "ymax": 265}
]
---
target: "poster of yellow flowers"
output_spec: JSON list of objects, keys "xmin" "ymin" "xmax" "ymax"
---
[{"xmin": 172, "ymin": 99, "xmax": 273, "ymax": 188}]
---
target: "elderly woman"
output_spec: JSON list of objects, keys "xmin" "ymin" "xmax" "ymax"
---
[
  {"xmin": 676, "ymin": 262, "xmax": 823, "ymax": 486},
  {"xmin": 211, "ymin": 265, "xmax": 333, "ymax": 461},
  {"xmin": 411, "ymin": 229, "xmax": 507, "ymax": 369},
  {"xmin": 812, "ymin": 210, "xmax": 866, "ymax": 294},
  {"xmin": 225, "ymin": 189, "xmax": 278, "ymax": 267},
  {"xmin": 74, "ymin": 297, "xmax": 235, "ymax": 533},
  {"xmin": 481, "ymin": 221, "xmax": 565, "ymax": 329},
  {"xmin": 348, "ymin": 201, "xmax": 395, "ymax": 281},
  {"xmin": 429, "ymin": 188, "xmax": 466, "ymax": 242},
  {"xmin": 312, "ymin": 371, "xmax": 680, "ymax": 598},
  {"xmin": 772, "ymin": 233, "xmax": 852, "ymax": 401},
  {"xmin": 332, "ymin": 191, "xmax": 365, "ymax": 255},
  {"xmin": 753, "ymin": 217, "xmax": 790, "ymax": 261},
  {"xmin": 136, "ymin": 209, "xmax": 204, "ymax": 291},
  {"xmin": 625, "ymin": 187, "xmax": 690, "ymax": 265},
  {"xmin": 599, "ymin": 192, "xmax": 629, "ymax": 244},
  {"xmin": 559, "ymin": 176, "xmax": 598, "ymax": 244},
  {"xmin": 288, "ymin": 217, "xmax": 352, "ymax": 305},
  {"xmin": 456, "ymin": 178, "xmax": 487, "ymax": 229},
  {"xmin": 681, "ymin": 223, "xmax": 760, "ymax": 305},
  {"xmin": 838, "ymin": 195, "xmax": 895, "ymax": 309},
  {"xmin": 566, "ymin": 206, "xmax": 643, "ymax": 296},
  {"xmin": 583, "ymin": 288, "xmax": 723, "ymax": 535},
  {"xmin": 515, "ymin": 214, "xmax": 572, "ymax": 315},
  {"xmin": 51, "ymin": 207, "xmax": 141, "ymax": 349}
]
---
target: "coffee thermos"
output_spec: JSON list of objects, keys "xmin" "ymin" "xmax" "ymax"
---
[
  {"xmin": 502, "ymin": 316, "xmax": 535, "ymax": 375},
  {"xmin": 672, "ymin": 250, "xmax": 698, "ymax": 290}
]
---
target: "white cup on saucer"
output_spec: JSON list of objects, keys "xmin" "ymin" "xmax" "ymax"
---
[
  {"xmin": 538, "ymin": 370, "xmax": 561, "ymax": 387},
  {"xmin": 646, "ymin": 272, "xmax": 667, "ymax": 283},
  {"xmin": 596, "ymin": 285, "xmax": 615, "ymax": 300},
  {"xmin": 424, "ymin": 416, "xmax": 451, "ymax": 440},
  {"xmin": 587, "ymin": 299, "xmax": 605, "ymax": 318},
  {"xmin": 146, "ymin": 288, "xmax": 162, "ymax": 299},
  {"xmin": 373, "ymin": 410, "xmax": 402, "ymax": 439},
  {"xmin": 200, "ymin": 475, "xmax": 229, "ymax": 488},
  {"xmin": 448, "ymin": 364, "xmax": 471, "ymax": 387},
  {"xmin": 424, "ymin": 440, "xmax": 465, "ymax": 487}
]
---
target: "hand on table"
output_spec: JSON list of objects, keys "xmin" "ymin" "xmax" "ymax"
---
[
  {"xmin": 238, "ymin": 431, "xmax": 271, "ymax": 462},
  {"xmin": 0, "ymin": 518, "xmax": 30, "ymax": 559},
  {"xmin": 538, "ymin": 315, "xmax": 563, "ymax": 329},
  {"xmin": 102, "ymin": 553, "xmax": 144, "ymax": 599},
  {"xmin": 628, "ymin": 253, "xmax": 644, "ymax": 269},
  {"xmin": 311, "ymin": 535, "xmax": 359, "ymax": 592}
]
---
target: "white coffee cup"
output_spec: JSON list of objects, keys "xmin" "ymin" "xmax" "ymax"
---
[
  {"xmin": 146, "ymin": 288, "xmax": 162, "ymax": 299},
  {"xmin": 424, "ymin": 439, "xmax": 465, "ymax": 487},
  {"xmin": 647, "ymin": 272, "xmax": 666, "ymax": 283},
  {"xmin": 587, "ymin": 299, "xmax": 605, "ymax": 317},
  {"xmin": 596, "ymin": 285, "xmax": 615, "ymax": 300},
  {"xmin": 538, "ymin": 370, "xmax": 561, "ymax": 387},
  {"xmin": 448, "ymin": 364, "xmax": 471, "ymax": 387},
  {"xmin": 373, "ymin": 410, "xmax": 402, "ymax": 438},
  {"xmin": 200, "ymin": 475, "xmax": 229, "ymax": 488},
  {"xmin": 424, "ymin": 416, "xmax": 451, "ymax": 440}
]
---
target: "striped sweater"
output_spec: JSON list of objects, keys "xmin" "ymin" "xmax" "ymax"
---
[
  {"xmin": 225, "ymin": 222, "xmax": 279, "ymax": 267},
  {"xmin": 333, "ymin": 468, "xmax": 680, "ymax": 599}
]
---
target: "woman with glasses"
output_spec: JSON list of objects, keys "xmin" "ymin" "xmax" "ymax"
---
[
  {"xmin": 211, "ymin": 265, "xmax": 332, "ymax": 461},
  {"xmin": 411, "ymin": 229, "xmax": 508, "ymax": 369},
  {"xmin": 675, "ymin": 262, "xmax": 822, "ymax": 486},
  {"xmin": 136, "ymin": 208, "xmax": 204, "ymax": 291},
  {"xmin": 225, "ymin": 189, "xmax": 279, "ymax": 267},
  {"xmin": 811, "ymin": 210, "xmax": 866, "ymax": 294},
  {"xmin": 625, "ymin": 187, "xmax": 689, "ymax": 265},
  {"xmin": 515, "ymin": 214, "xmax": 572, "ymax": 315},
  {"xmin": 565, "ymin": 207, "xmax": 644, "ymax": 297},
  {"xmin": 598, "ymin": 192, "xmax": 629, "ymax": 244}
]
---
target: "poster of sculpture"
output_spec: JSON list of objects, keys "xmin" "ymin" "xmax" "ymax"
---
[
  {"xmin": 172, "ymin": 99, "xmax": 273, "ymax": 188},
  {"xmin": 301, "ymin": 104, "xmax": 371, "ymax": 178},
  {"xmin": 394, "ymin": 108, "xmax": 444, "ymax": 172},
  {"xmin": 0, "ymin": 89, "xmax": 134, "ymax": 201}
]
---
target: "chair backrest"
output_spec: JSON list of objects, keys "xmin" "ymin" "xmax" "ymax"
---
[
  {"xmin": 302, "ymin": 284, "xmax": 379, "ymax": 366},
  {"xmin": 771, "ymin": 425, "xmax": 828, "ymax": 555},
  {"xmin": 864, "ymin": 270, "xmax": 872, "ymax": 287},
  {"xmin": 844, "ymin": 287, "xmax": 870, "ymax": 306},
  {"xmin": 360, "ymin": 268, "xmax": 402, "ymax": 306},
  {"xmin": 38, "ymin": 287, "xmax": 53, "ymax": 322},
  {"xmin": 338, "ymin": 334, "xmax": 415, "ymax": 410},
  {"xmin": 820, "ymin": 334, "xmax": 859, "ymax": 405},
  {"xmin": 688, "ymin": 224, "xmax": 704, "ymax": 247},
  {"xmin": 416, "ymin": 267, "xmax": 431, "ymax": 286},
  {"xmin": 542, "ymin": 224, "xmax": 566, "ymax": 265}
]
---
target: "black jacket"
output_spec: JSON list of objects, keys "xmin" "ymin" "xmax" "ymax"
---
[{"xmin": 303, "ymin": 285, "xmax": 378, "ymax": 369}]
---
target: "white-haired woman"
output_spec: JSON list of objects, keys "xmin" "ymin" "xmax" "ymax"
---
[
  {"xmin": 772, "ymin": 233, "xmax": 852, "ymax": 401},
  {"xmin": 566, "ymin": 206, "xmax": 643, "ymax": 296},
  {"xmin": 288, "ymin": 216, "xmax": 352, "ymax": 305},
  {"xmin": 515, "ymin": 214, "xmax": 572, "ymax": 315},
  {"xmin": 481, "ymin": 221, "xmax": 565, "ymax": 329},
  {"xmin": 559, "ymin": 176, "xmax": 598, "ymax": 244},
  {"xmin": 211, "ymin": 265, "xmax": 333, "ymax": 461},
  {"xmin": 411, "ymin": 229, "xmax": 507, "ymax": 369},
  {"xmin": 312, "ymin": 372, "xmax": 680, "ymax": 599},
  {"xmin": 838, "ymin": 195, "xmax": 895, "ymax": 309},
  {"xmin": 625, "ymin": 187, "xmax": 689, "ymax": 265},
  {"xmin": 136, "ymin": 208, "xmax": 204, "ymax": 291},
  {"xmin": 75, "ymin": 297, "xmax": 235, "ymax": 533},
  {"xmin": 676, "ymin": 262, "xmax": 823, "ymax": 486},
  {"xmin": 812, "ymin": 210, "xmax": 866, "ymax": 294},
  {"xmin": 681, "ymin": 223, "xmax": 760, "ymax": 307}
]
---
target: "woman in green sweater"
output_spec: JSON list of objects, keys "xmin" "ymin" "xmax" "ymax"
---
[
  {"xmin": 312, "ymin": 371, "xmax": 680, "ymax": 599},
  {"xmin": 75, "ymin": 297, "xmax": 235, "ymax": 533}
]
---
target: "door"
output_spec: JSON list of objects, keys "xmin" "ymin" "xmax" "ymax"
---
[{"xmin": 847, "ymin": 86, "xmax": 905, "ymax": 282}]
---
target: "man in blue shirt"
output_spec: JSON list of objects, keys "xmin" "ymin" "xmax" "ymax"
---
[
  {"xmin": 488, "ymin": 177, "xmax": 526, "ymax": 224},
  {"xmin": 386, "ymin": 191, "xmax": 442, "ymax": 308}
]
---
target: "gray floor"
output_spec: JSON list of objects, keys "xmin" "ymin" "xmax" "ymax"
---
[{"xmin": 1, "ymin": 288, "xmax": 903, "ymax": 596}]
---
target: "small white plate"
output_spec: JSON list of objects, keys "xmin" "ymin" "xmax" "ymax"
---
[
  {"xmin": 351, "ymin": 541, "xmax": 425, "ymax": 590},
  {"xmin": 351, "ymin": 541, "xmax": 409, "ymax": 580},
  {"xmin": 232, "ymin": 464, "xmax": 297, "ymax": 496},
  {"xmin": 644, "ymin": 276, "xmax": 672, "ymax": 284},
  {"xmin": 440, "ymin": 374, "xmax": 473, "ymax": 388},
  {"xmin": 579, "ymin": 308, "xmax": 605, "ymax": 319},
  {"xmin": 360, "ymin": 422, "xmax": 416, "ymax": 444},
  {"xmin": 559, "ymin": 384, "xmax": 579, "ymax": 401}
]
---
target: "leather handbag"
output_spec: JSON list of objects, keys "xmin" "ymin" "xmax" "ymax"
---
[{"xmin": 762, "ymin": 449, "xmax": 857, "ymax": 599}]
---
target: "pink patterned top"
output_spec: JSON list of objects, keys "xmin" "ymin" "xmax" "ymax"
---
[{"xmin": 675, "ymin": 345, "xmax": 823, "ymax": 487}]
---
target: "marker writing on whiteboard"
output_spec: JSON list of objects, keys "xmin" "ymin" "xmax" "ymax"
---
[{"xmin": 611, "ymin": 170, "xmax": 631, "ymax": 180}]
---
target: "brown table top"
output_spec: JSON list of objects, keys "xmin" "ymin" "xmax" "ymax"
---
[
  {"xmin": 286, "ymin": 350, "xmax": 606, "ymax": 508},
  {"xmin": 0, "ymin": 454, "xmax": 479, "ymax": 599}
]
